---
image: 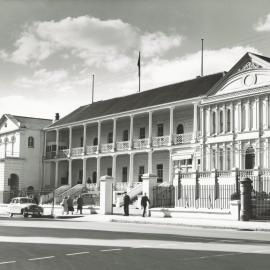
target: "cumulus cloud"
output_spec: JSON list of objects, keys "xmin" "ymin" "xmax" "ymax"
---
[
  {"xmin": 254, "ymin": 14, "xmax": 270, "ymax": 31},
  {"xmin": 1, "ymin": 16, "xmax": 183, "ymax": 71}
]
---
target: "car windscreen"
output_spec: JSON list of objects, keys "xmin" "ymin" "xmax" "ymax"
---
[{"xmin": 20, "ymin": 198, "xmax": 34, "ymax": 204}]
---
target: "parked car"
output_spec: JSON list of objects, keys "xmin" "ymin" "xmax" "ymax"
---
[{"xmin": 7, "ymin": 197, "xmax": 43, "ymax": 218}]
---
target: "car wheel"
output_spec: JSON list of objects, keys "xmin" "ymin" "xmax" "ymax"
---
[
  {"xmin": 23, "ymin": 211, "xmax": 28, "ymax": 218},
  {"xmin": 9, "ymin": 213, "xmax": 13, "ymax": 218}
]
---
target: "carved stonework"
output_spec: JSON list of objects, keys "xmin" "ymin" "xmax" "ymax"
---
[{"xmin": 238, "ymin": 62, "xmax": 262, "ymax": 72}]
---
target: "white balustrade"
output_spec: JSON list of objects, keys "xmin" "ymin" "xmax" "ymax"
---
[
  {"xmin": 114, "ymin": 182, "xmax": 129, "ymax": 191},
  {"xmin": 101, "ymin": 143, "xmax": 114, "ymax": 153},
  {"xmin": 173, "ymin": 133, "xmax": 193, "ymax": 145},
  {"xmin": 86, "ymin": 145, "xmax": 98, "ymax": 154},
  {"xmin": 152, "ymin": 135, "xmax": 170, "ymax": 147},
  {"xmin": 133, "ymin": 138, "xmax": 149, "ymax": 149},
  {"xmin": 62, "ymin": 149, "xmax": 70, "ymax": 158},
  {"xmin": 71, "ymin": 147, "xmax": 84, "ymax": 156},
  {"xmin": 116, "ymin": 141, "xmax": 129, "ymax": 151}
]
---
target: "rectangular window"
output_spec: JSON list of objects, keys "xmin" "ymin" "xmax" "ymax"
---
[
  {"xmin": 80, "ymin": 137, "xmax": 83, "ymax": 147},
  {"xmin": 123, "ymin": 130, "xmax": 129, "ymax": 141},
  {"xmin": 107, "ymin": 167, "xmax": 112, "ymax": 176},
  {"xmin": 122, "ymin": 167, "xmax": 128, "ymax": 182},
  {"xmin": 227, "ymin": 109, "xmax": 231, "ymax": 132},
  {"xmin": 212, "ymin": 149, "xmax": 216, "ymax": 169},
  {"xmin": 138, "ymin": 166, "xmax": 144, "ymax": 182},
  {"xmin": 212, "ymin": 112, "xmax": 216, "ymax": 134},
  {"xmin": 157, "ymin": 124, "xmax": 164, "ymax": 137},
  {"xmin": 157, "ymin": 164, "xmax": 163, "ymax": 183},
  {"xmin": 107, "ymin": 132, "xmax": 113, "ymax": 143},
  {"xmin": 139, "ymin": 127, "xmax": 145, "ymax": 139}
]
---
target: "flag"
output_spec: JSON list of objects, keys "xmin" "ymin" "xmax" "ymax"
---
[{"xmin": 137, "ymin": 51, "xmax": 141, "ymax": 77}]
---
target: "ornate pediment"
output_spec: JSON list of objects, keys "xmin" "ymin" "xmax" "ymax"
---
[{"xmin": 238, "ymin": 61, "xmax": 262, "ymax": 72}]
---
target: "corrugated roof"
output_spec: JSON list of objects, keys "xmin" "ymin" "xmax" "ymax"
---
[
  {"xmin": 50, "ymin": 72, "xmax": 224, "ymax": 128},
  {"xmin": 9, "ymin": 115, "xmax": 52, "ymax": 129}
]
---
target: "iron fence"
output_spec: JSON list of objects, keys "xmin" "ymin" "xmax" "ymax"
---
[{"xmin": 152, "ymin": 186, "xmax": 175, "ymax": 208}]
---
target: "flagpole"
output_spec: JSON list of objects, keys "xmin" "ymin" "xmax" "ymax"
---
[{"xmin": 138, "ymin": 51, "xmax": 141, "ymax": 93}]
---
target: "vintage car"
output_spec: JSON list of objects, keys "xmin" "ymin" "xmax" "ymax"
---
[{"xmin": 7, "ymin": 197, "xmax": 43, "ymax": 218}]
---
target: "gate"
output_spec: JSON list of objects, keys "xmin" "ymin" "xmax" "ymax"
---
[{"xmin": 152, "ymin": 186, "xmax": 175, "ymax": 208}]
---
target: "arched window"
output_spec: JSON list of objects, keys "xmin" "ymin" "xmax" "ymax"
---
[
  {"xmin": 176, "ymin": 124, "xmax": 184, "ymax": 134},
  {"xmin": 107, "ymin": 132, "xmax": 113, "ymax": 143},
  {"xmin": 28, "ymin": 136, "xmax": 34, "ymax": 148},
  {"xmin": 212, "ymin": 112, "xmax": 216, "ymax": 134},
  {"xmin": 245, "ymin": 147, "xmax": 255, "ymax": 169},
  {"xmin": 93, "ymin": 137, "xmax": 98, "ymax": 146}
]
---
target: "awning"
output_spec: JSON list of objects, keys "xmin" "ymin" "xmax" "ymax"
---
[{"xmin": 172, "ymin": 154, "xmax": 193, "ymax": 161}]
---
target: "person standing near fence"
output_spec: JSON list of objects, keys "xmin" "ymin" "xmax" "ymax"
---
[
  {"xmin": 67, "ymin": 196, "xmax": 74, "ymax": 215},
  {"xmin": 61, "ymin": 197, "xmax": 68, "ymax": 215},
  {"xmin": 123, "ymin": 192, "xmax": 130, "ymax": 216},
  {"xmin": 141, "ymin": 193, "xmax": 150, "ymax": 217},
  {"xmin": 77, "ymin": 194, "xmax": 83, "ymax": 214}
]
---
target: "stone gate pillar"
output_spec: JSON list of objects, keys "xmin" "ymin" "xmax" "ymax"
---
[
  {"xmin": 142, "ymin": 173, "xmax": 157, "ymax": 208},
  {"xmin": 240, "ymin": 177, "xmax": 252, "ymax": 221},
  {"xmin": 100, "ymin": 175, "xmax": 113, "ymax": 215}
]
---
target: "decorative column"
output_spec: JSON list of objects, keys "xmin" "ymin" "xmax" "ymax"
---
[
  {"xmin": 216, "ymin": 107, "xmax": 219, "ymax": 134},
  {"xmin": 148, "ymin": 111, "xmax": 153, "ymax": 148},
  {"xmin": 263, "ymin": 96, "xmax": 269, "ymax": 130},
  {"xmin": 223, "ymin": 143, "xmax": 226, "ymax": 170},
  {"xmin": 82, "ymin": 158, "xmax": 87, "ymax": 185},
  {"xmin": 113, "ymin": 118, "xmax": 117, "ymax": 151},
  {"xmin": 97, "ymin": 121, "xmax": 101, "ymax": 153},
  {"xmin": 206, "ymin": 107, "xmax": 211, "ymax": 136},
  {"xmin": 55, "ymin": 129, "xmax": 59, "ymax": 156},
  {"xmin": 168, "ymin": 149, "xmax": 173, "ymax": 184},
  {"xmin": 129, "ymin": 115, "xmax": 134, "ymax": 150},
  {"xmin": 238, "ymin": 141, "xmax": 242, "ymax": 169},
  {"xmin": 264, "ymin": 139, "xmax": 269, "ymax": 168},
  {"xmin": 68, "ymin": 159, "xmax": 72, "ymax": 186},
  {"xmin": 96, "ymin": 157, "xmax": 101, "ymax": 185},
  {"xmin": 129, "ymin": 153, "xmax": 134, "ymax": 186},
  {"xmin": 223, "ymin": 106, "xmax": 226, "ymax": 133},
  {"xmin": 256, "ymin": 98, "xmax": 260, "ymax": 131},
  {"xmin": 148, "ymin": 150, "xmax": 153, "ymax": 174},
  {"xmin": 200, "ymin": 107, "xmax": 205, "ymax": 138},
  {"xmin": 55, "ymin": 161, "xmax": 59, "ymax": 187},
  {"xmin": 169, "ymin": 107, "xmax": 174, "ymax": 145},
  {"xmin": 83, "ymin": 124, "xmax": 87, "ymax": 154},
  {"xmin": 192, "ymin": 103, "xmax": 198, "ymax": 141},
  {"xmin": 69, "ymin": 126, "xmax": 72, "ymax": 155},
  {"xmin": 44, "ymin": 131, "xmax": 47, "ymax": 158},
  {"xmin": 238, "ymin": 101, "xmax": 242, "ymax": 132},
  {"xmin": 245, "ymin": 100, "xmax": 250, "ymax": 131},
  {"xmin": 231, "ymin": 103, "xmax": 234, "ymax": 133}
]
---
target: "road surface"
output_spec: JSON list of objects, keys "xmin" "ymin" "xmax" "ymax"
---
[{"xmin": 0, "ymin": 217, "xmax": 269, "ymax": 270}]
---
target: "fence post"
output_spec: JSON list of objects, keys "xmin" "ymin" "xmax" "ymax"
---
[
  {"xmin": 195, "ymin": 170, "xmax": 199, "ymax": 200},
  {"xmin": 99, "ymin": 175, "xmax": 113, "ymax": 215},
  {"xmin": 142, "ymin": 173, "xmax": 157, "ymax": 208},
  {"xmin": 240, "ymin": 177, "xmax": 252, "ymax": 221}
]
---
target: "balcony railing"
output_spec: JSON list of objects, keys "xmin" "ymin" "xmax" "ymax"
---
[
  {"xmin": 152, "ymin": 135, "xmax": 170, "ymax": 147},
  {"xmin": 62, "ymin": 149, "xmax": 70, "ymax": 158},
  {"xmin": 172, "ymin": 133, "xmax": 193, "ymax": 145},
  {"xmin": 116, "ymin": 141, "xmax": 130, "ymax": 151},
  {"xmin": 86, "ymin": 145, "xmax": 98, "ymax": 155},
  {"xmin": 71, "ymin": 147, "xmax": 84, "ymax": 157},
  {"xmin": 101, "ymin": 143, "xmax": 114, "ymax": 153},
  {"xmin": 45, "ymin": 151, "xmax": 56, "ymax": 159},
  {"xmin": 133, "ymin": 138, "xmax": 149, "ymax": 149},
  {"xmin": 0, "ymin": 151, "xmax": 20, "ymax": 159}
]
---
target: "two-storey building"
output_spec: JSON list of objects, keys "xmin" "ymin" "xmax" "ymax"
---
[
  {"xmin": 43, "ymin": 73, "xmax": 223, "ymax": 190},
  {"xmin": 0, "ymin": 114, "xmax": 52, "ymax": 202}
]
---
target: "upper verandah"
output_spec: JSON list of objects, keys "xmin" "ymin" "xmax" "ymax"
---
[{"xmin": 47, "ymin": 72, "xmax": 224, "ymax": 129}]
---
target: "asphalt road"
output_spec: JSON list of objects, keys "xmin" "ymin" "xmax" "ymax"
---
[{"xmin": 0, "ymin": 218, "xmax": 270, "ymax": 270}]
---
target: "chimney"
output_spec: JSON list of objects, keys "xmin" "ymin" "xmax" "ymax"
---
[{"xmin": 55, "ymin": 113, "xmax": 60, "ymax": 121}]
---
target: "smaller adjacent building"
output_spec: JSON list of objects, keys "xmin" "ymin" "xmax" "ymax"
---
[{"xmin": 0, "ymin": 114, "xmax": 52, "ymax": 203}]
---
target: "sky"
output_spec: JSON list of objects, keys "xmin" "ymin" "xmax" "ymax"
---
[{"xmin": 1, "ymin": 0, "xmax": 270, "ymax": 120}]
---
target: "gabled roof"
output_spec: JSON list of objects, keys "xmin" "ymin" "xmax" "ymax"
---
[
  {"xmin": 206, "ymin": 52, "xmax": 270, "ymax": 96},
  {"xmin": 49, "ymin": 72, "xmax": 224, "ymax": 128},
  {"xmin": 0, "ymin": 114, "xmax": 52, "ymax": 129}
]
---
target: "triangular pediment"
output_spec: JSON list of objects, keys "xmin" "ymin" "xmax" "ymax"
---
[
  {"xmin": 0, "ymin": 114, "xmax": 20, "ymax": 134},
  {"xmin": 208, "ymin": 52, "xmax": 270, "ymax": 97}
]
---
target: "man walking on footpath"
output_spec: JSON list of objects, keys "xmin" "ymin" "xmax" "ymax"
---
[
  {"xmin": 123, "ymin": 192, "xmax": 130, "ymax": 216},
  {"xmin": 141, "ymin": 193, "xmax": 150, "ymax": 217}
]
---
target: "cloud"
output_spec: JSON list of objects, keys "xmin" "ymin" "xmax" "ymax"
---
[
  {"xmin": 1, "ymin": 16, "xmax": 183, "ymax": 71},
  {"xmin": 254, "ymin": 14, "xmax": 270, "ymax": 31}
]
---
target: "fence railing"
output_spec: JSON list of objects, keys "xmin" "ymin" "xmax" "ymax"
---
[
  {"xmin": 116, "ymin": 141, "xmax": 130, "ymax": 151},
  {"xmin": 172, "ymin": 133, "xmax": 193, "ymax": 145},
  {"xmin": 71, "ymin": 147, "xmax": 84, "ymax": 157},
  {"xmin": 153, "ymin": 186, "xmax": 175, "ymax": 208},
  {"xmin": 133, "ymin": 138, "xmax": 149, "ymax": 149},
  {"xmin": 152, "ymin": 135, "xmax": 170, "ymax": 147},
  {"xmin": 101, "ymin": 143, "xmax": 114, "ymax": 153},
  {"xmin": 86, "ymin": 145, "xmax": 98, "ymax": 155}
]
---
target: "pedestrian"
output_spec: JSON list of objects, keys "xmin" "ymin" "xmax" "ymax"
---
[
  {"xmin": 67, "ymin": 196, "xmax": 74, "ymax": 215},
  {"xmin": 141, "ymin": 193, "xmax": 150, "ymax": 217},
  {"xmin": 123, "ymin": 192, "xmax": 130, "ymax": 216},
  {"xmin": 77, "ymin": 194, "xmax": 83, "ymax": 214},
  {"xmin": 60, "ymin": 196, "xmax": 68, "ymax": 215}
]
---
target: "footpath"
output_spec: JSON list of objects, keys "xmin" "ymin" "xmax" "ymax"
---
[{"xmin": 1, "ymin": 204, "xmax": 270, "ymax": 232}]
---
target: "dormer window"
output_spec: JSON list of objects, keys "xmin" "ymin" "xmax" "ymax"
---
[{"xmin": 28, "ymin": 136, "xmax": 34, "ymax": 148}]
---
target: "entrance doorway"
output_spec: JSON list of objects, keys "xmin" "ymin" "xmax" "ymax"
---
[{"xmin": 245, "ymin": 147, "xmax": 255, "ymax": 169}]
